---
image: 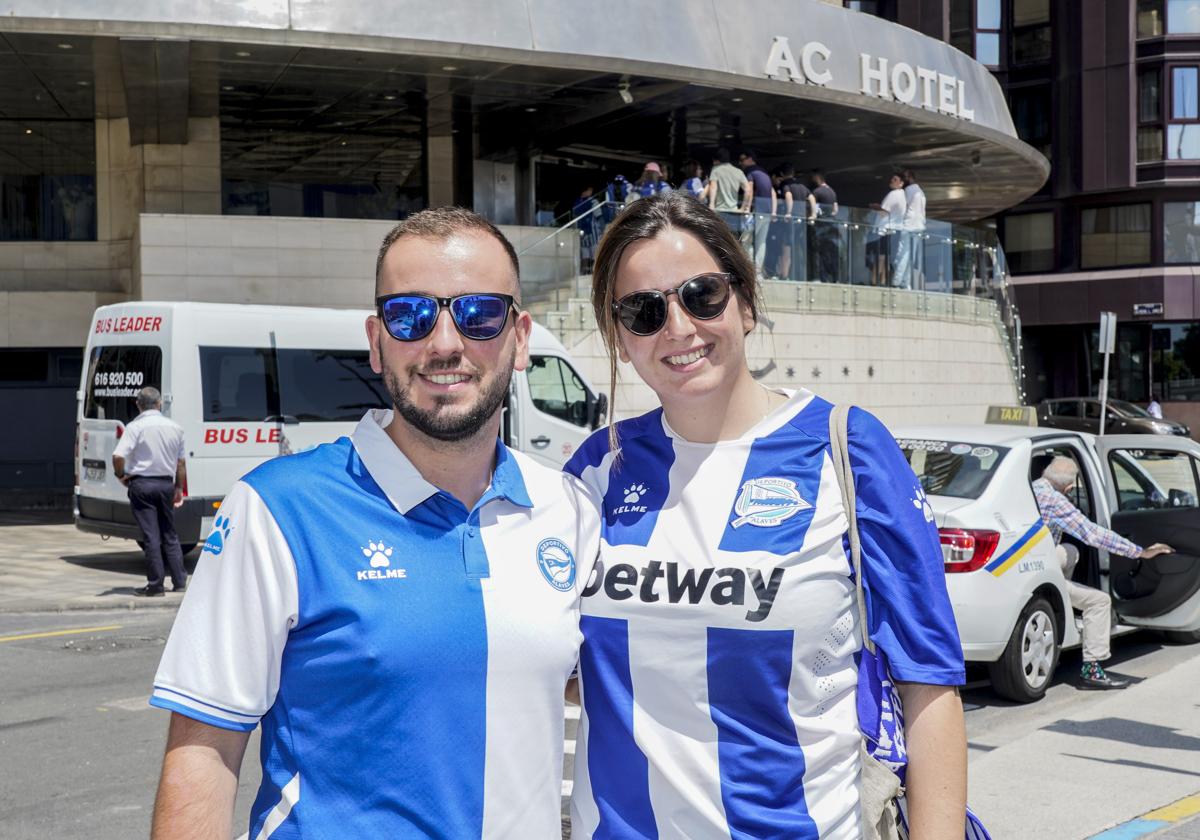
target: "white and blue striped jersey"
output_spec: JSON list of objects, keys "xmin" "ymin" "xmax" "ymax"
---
[
  {"xmin": 152, "ymin": 409, "xmax": 600, "ymax": 839},
  {"xmin": 563, "ymin": 390, "xmax": 963, "ymax": 839}
]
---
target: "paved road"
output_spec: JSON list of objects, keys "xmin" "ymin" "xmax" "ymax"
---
[{"xmin": 2, "ymin": 515, "xmax": 1199, "ymax": 838}]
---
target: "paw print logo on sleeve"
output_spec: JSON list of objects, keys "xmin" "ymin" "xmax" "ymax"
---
[
  {"xmin": 202, "ymin": 515, "xmax": 233, "ymax": 557},
  {"xmin": 362, "ymin": 541, "xmax": 393, "ymax": 568},
  {"xmin": 624, "ymin": 483, "xmax": 647, "ymax": 503},
  {"xmin": 912, "ymin": 487, "xmax": 935, "ymax": 523}
]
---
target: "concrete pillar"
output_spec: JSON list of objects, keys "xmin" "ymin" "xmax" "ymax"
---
[{"xmin": 426, "ymin": 77, "xmax": 455, "ymax": 207}]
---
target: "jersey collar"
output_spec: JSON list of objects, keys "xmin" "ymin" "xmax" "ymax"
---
[{"xmin": 351, "ymin": 409, "xmax": 532, "ymax": 514}]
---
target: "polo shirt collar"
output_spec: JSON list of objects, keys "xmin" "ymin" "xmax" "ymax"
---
[{"xmin": 350, "ymin": 409, "xmax": 532, "ymax": 514}]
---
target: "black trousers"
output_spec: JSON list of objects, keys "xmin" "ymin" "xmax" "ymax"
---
[{"xmin": 128, "ymin": 476, "xmax": 186, "ymax": 589}]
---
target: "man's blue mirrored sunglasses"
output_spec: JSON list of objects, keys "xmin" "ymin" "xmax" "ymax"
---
[{"xmin": 375, "ymin": 293, "xmax": 518, "ymax": 341}]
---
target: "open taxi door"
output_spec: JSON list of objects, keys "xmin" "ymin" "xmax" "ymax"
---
[{"xmin": 1094, "ymin": 434, "xmax": 1200, "ymax": 641}]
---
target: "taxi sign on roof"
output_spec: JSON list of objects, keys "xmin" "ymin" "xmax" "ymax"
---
[{"xmin": 986, "ymin": 405, "xmax": 1037, "ymax": 426}]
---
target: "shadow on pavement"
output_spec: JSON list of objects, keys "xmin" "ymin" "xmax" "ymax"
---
[
  {"xmin": 960, "ymin": 632, "xmax": 1166, "ymax": 709},
  {"xmin": 1058, "ymin": 753, "xmax": 1200, "ymax": 778},
  {"xmin": 0, "ymin": 511, "xmax": 72, "ymax": 527},
  {"xmin": 1044, "ymin": 718, "xmax": 1200, "ymax": 751},
  {"xmin": 62, "ymin": 553, "xmax": 200, "ymax": 576}
]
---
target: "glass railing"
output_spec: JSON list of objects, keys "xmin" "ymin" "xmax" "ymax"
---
[{"xmin": 516, "ymin": 199, "xmax": 1026, "ymax": 401}]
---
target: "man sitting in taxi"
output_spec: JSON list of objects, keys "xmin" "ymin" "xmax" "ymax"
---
[{"xmin": 1033, "ymin": 457, "xmax": 1173, "ymax": 690}]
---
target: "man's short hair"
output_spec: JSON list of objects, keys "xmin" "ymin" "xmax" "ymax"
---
[
  {"xmin": 902, "ymin": 168, "xmax": 917, "ymax": 183},
  {"xmin": 136, "ymin": 386, "xmax": 162, "ymax": 411},
  {"xmin": 811, "ymin": 170, "xmax": 826, "ymax": 184},
  {"xmin": 716, "ymin": 147, "xmax": 732, "ymax": 164},
  {"xmin": 1042, "ymin": 456, "xmax": 1080, "ymax": 487},
  {"xmin": 374, "ymin": 207, "xmax": 520, "ymax": 301}
]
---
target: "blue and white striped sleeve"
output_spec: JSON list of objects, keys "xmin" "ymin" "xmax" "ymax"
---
[
  {"xmin": 847, "ymin": 407, "xmax": 965, "ymax": 686},
  {"xmin": 150, "ymin": 480, "xmax": 299, "ymax": 730}
]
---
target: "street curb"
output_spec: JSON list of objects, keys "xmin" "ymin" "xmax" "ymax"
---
[
  {"xmin": 0, "ymin": 596, "xmax": 184, "ymax": 614},
  {"xmin": 1088, "ymin": 792, "xmax": 1200, "ymax": 838}
]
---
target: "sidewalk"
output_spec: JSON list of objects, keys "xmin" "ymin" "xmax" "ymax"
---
[
  {"xmin": 1090, "ymin": 794, "xmax": 1200, "ymax": 839},
  {"xmin": 0, "ymin": 511, "xmax": 190, "ymax": 613},
  {"xmin": 969, "ymin": 653, "xmax": 1200, "ymax": 839}
]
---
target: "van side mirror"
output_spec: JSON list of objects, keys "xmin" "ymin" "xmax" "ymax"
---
[{"xmin": 589, "ymin": 392, "xmax": 608, "ymax": 430}]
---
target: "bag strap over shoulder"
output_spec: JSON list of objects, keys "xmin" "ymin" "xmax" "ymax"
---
[{"xmin": 828, "ymin": 403, "xmax": 875, "ymax": 656}]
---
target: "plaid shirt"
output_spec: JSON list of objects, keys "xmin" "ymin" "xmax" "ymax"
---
[{"xmin": 1032, "ymin": 478, "xmax": 1143, "ymax": 558}]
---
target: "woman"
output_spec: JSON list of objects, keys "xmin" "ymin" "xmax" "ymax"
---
[
  {"xmin": 678, "ymin": 159, "xmax": 706, "ymax": 201},
  {"xmin": 565, "ymin": 192, "xmax": 967, "ymax": 839}
]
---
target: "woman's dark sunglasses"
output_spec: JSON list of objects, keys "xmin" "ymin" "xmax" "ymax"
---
[
  {"xmin": 376, "ymin": 293, "xmax": 518, "ymax": 342},
  {"xmin": 612, "ymin": 272, "xmax": 737, "ymax": 336}
]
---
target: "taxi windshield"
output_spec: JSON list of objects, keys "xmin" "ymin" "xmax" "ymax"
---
[{"xmin": 895, "ymin": 438, "xmax": 1010, "ymax": 500}]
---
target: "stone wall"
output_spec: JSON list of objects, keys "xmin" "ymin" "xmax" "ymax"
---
[{"xmin": 537, "ymin": 284, "xmax": 1020, "ymax": 427}]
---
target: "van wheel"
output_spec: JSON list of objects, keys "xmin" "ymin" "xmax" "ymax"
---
[
  {"xmin": 988, "ymin": 596, "xmax": 1059, "ymax": 703},
  {"xmin": 1161, "ymin": 628, "xmax": 1200, "ymax": 645}
]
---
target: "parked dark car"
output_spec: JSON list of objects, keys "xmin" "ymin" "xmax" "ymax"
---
[{"xmin": 1037, "ymin": 398, "xmax": 1191, "ymax": 436}]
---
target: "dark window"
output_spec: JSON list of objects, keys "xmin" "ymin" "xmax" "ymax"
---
[
  {"xmin": 949, "ymin": 0, "xmax": 1001, "ymax": 65},
  {"xmin": 1053, "ymin": 400, "xmax": 1081, "ymax": 417},
  {"xmin": 1169, "ymin": 0, "xmax": 1200, "ymax": 32},
  {"xmin": 1139, "ymin": 69, "xmax": 1164, "ymax": 162},
  {"xmin": 950, "ymin": 0, "xmax": 973, "ymax": 54},
  {"xmin": 1080, "ymin": 205, "xmax": 1152, "ymax": 268},
  {"xmin": 1139, "ymin": 0, "xmax": 1165, "ymax": 36},
  {"xmin": 84, "ymin": 346, "xmax": 163, "ymax": 424},
  {"xmin": 198, "ymin": 347, "xmax": 278, "ymax": 422},
  {"xmin": 526, "ymin": 355, "xmax": 590, "ymax": 427},
  {"xmin": 1165, "ymin": 201, "xmax": 1200, "ymax": 263},
  {"xmin": 1012, "ymin": 0, "xmax": 1051, "ymax": 64},
  {"xmin": 1003, "ymin": 212, "xmax": 1055, "ymax": 273},
  {"xmin": 1151, "ymin": 322, "xmax": 1200, "ymax": 400},
  {"xmin": 275, "ymin": 349, "xmax": 388, "ymax": 422},
  {"xmin": 0, "ymin": 350, "xmax": 49, "ymax": 383},
  {"xmin": 0, "ymin": 121, "xmax": 97, "ymax": 242},
  {"xmin": 1011, "ymin": 86, "xmax": 1052, "ymax": 159},
  {"xmin": 896, "ymin": 439, "xmax": 1010, "ymax": 500}
]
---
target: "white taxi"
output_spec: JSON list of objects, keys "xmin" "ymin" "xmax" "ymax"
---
[{"xmin": 891, "ymin": 424, "xmax": 1200, "ymax": 702}]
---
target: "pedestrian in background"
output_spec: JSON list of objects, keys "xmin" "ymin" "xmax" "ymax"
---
[
  {"xmin": 869, "ymin": 171, "xmax": 907, "ymax": 286},
  {"xmin": 630, "ymin": 162, "xmax": 672, "ymax": 199},
  {"xmin": 679, "ymin": 159, "xmax": 705, "ymax": 201},
  {"xmin": 706, "ymin": 147, "xmax": 748, "ymax": 236},
  {"xmin": 574, "ymin": 185, "xmax": 600, "ymax": 272},
  {"xmin": 810, "ymin": 170, "xmax": 840, "ymax": 282},
  {"xmin": 894, "ymin": 168, "xmax": 927, "ymax": 288},
  {"xmin": 1147, "ymin": 392, "xmax": 1164, "ymax": 419},
  {"xmin": 111, "ymin": 386, "xmax": 188, "ymax": 596},
  {"xmin": 776, "ymin": 161, "xmax": 814, "ymax": 281},
  {"xmin": 738, "ymin": 149, "xmax": 775, "ymax": 275}
]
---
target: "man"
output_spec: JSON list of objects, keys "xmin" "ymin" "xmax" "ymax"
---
[
  {"xmin": 776, "ymin": 161, "xmax": 815, "ymax": 281},
  {"xmin": 894, "ymin": 168, "xmax": 927, "ymax": 289},
  {"xmin": 1033, "ymin": 457, "xmax": 1173, "ymax": 689},
  {"xmin": 706, "ymin": 147, "xmax": 748, "ymax": 236},
  {"xmin": 810, "ymin": 170, "xmax": 840, "ymax": 282},
  {"xmin": 149, "ymin": 207, "xmax": 599, "ymax": 838},
  {"xmin": 869, "ymin": 172, "xmax": 907, "ymax": 287},
  {"xmin": 738, "ymin": 149, "xmax": 776, "ymax": 274},
  {"xmin": 1148, "ymin": 392, "xmax": 1164, "ymax": 419},
  {"xmin": 111, "ymin": 386, "xmax": 187, "ymax": 596}
]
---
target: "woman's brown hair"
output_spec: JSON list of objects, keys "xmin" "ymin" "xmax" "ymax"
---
[{"xmin": 591, "ymin": 191, "xmax": 763, "ymax": 452}]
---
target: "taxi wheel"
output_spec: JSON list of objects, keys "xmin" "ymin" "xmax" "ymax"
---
[{"xmin": 989, "ymin": 597, "xmax": 1059, "ymax": 703}]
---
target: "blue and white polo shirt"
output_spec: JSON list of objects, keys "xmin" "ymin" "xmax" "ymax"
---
[
  {"xmin": 151, "ymin": 409, "xmax": 600, "ymax": 839},
  {"xmin": 564, "ymin": 389, "xmax": 963, "ymax": 839}
]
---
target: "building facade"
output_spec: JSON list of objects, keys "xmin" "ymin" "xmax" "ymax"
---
[
  {"xmin": 865, "ymin": 0, "xmax": 1200, "ymax": 432},
  {"xmin": 0, "ymin": 0, "xmax": 1046, "ymax": 504}
]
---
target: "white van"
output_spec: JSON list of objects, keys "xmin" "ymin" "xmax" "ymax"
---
[{"xmin": 75, "ymin": 301, "xmax": 606, "ymax": 552}]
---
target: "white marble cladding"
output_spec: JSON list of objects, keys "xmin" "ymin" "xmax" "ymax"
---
[
  {"xmin": 0, "ymin": 241, "xmax": 132, "ymax": 293},
  {"xmin": 137, "ymin": 214, "xmax": 579, "ymax": 307},
  {"xmin": 0, "ymin": 290, "xmax": 125, "ymax": 347},
  {"xmin": 541, "ymin": 295, "xmax": 1019, "ymax": 428}
]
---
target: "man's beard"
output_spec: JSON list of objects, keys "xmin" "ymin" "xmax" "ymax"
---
[{"xmin": 381, "ymin": 349, "xmax": 515, "ymax": 443}]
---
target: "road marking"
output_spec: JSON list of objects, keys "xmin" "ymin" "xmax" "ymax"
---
[
  {"xmin": 1143, "ymin": 793, "xmax": 1200, "ymax": 822},
  {"xmin": 1089, "ymin": 791, "xmax": 1200, "ymax": 838},
  {"xmin": 101, "ymin": 696, "xmax": 152, "ymax": 712},
  {"xmin": 0, "ymin": 624, "xmax": 122, "ymax": 643}
]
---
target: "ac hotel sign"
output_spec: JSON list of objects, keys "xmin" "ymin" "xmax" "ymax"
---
[{"xmin": 764, "ymin": 36, "xmax": 976, "ymax": 122}]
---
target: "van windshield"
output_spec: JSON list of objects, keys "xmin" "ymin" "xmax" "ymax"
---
[
  {"xmin": 84, "ymin": 345, "xmax": 163, "ymax": 423},
  {"xmin": 895, "ymin": 438, "xmax": 1010, "ymax": 500},
  {"xmin": 199, "ymin": 346, "xmax": 388, "ymax": 423}
]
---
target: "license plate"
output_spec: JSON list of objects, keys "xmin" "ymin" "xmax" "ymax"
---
[{"xmin": 84, "ymin": 466, "xmax": 105, "ymax": 481}]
